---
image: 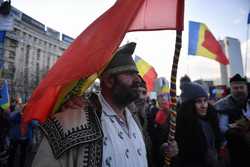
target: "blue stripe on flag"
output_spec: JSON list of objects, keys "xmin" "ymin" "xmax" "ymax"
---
[{"xmin": 188, "ymin": 21, "xmax": 200, "ymax": 55}]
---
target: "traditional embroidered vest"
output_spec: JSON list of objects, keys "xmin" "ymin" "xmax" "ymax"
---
[{"xmin": 40, "ymin": 94, "xmax": 103, "ymax": 166}]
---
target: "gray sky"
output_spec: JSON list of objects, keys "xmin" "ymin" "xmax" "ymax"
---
[{"xmin": 11, "ymin": 0, "xmax": 250, "ymax": 92}]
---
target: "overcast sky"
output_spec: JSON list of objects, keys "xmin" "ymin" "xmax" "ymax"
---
[{"xmin": 11, "ymin": 0, "xmax": 250, "ymax": 92}]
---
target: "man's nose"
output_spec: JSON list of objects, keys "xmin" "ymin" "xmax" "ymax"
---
[{"xmin": 201, "ymin": 100, "xmax": 207, "ymax": 106}]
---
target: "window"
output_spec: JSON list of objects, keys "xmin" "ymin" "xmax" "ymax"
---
[
  {"xmin": 36, "ymin": 62, "xmax": 40, "ymax": 84},
  {"xmin": 37, "ymin": 49, "xmax": 41, "ymax": 61},
  {"xmin": 9, "ymin": 51, "xmax": 15, "ymax": 60}
]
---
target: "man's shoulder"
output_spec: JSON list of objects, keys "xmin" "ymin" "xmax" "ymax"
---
[
  {"xmin": 56, "ymin": 93, "xmax": 102, "ymax": 121},
  {"xmin": 39, "ymin": 94, "xmax": 103, "ymax": 159},
  {"xmin": 214, "ymin": 95, "xmax": 232, "ymax": 110},
  {"xmin": 215, "ymin": 95, "xmax": 230, "ymax": 104}
]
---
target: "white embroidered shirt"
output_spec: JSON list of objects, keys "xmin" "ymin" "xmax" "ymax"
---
[{"xmin": 99, "ymin": 94, "xmax": 147, "ymax": 167}]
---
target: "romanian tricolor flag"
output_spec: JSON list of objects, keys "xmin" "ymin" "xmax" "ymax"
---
[
  {"xmin": 188, "ymin": 21, "xmax": 229, "ymax": 65},
  {"xmin": 135, "ymin": 55, "xmax": 157, "ymax": 92},
  {"xmin": 0, "ymin": 80, "xmax": 10, "ymax": 111}
]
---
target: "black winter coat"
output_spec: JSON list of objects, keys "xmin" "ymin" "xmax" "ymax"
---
[{"xmin": 175, "ymin": 103, "xmax": 222, "ymax": 167}]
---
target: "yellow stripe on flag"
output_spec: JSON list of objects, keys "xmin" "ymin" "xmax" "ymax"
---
[
  {"xmin": 160, "ymin": 85, "xmax": 170, "ymax": 94},
  {"xmin": 52, "ymin": 80, "xmax": 79, "ymax": 113},
  {"xmin": 196, "ymin": 23, "xmax": 217, "ymax": 60},
  {"xmin": 136, "ymin": 59, "xmax": 152, "ymax": 77},
  {"xmin": 78, "ymin": 73, "xmax": 98, "ymax": 96}
]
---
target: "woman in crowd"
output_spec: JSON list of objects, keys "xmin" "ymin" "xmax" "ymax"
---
[{"xmin": 175, "ymin": 82, "xmax": 222, "ymax": 167}]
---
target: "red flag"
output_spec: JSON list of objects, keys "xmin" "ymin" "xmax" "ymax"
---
[
  {"xmin": 129, "ymin": 0, "xmax": 184, "ymax": 31},
  {"xmin": 23, "ymin": 0, "xmax": 185, "ymax": 124},
  {"xmin": 143, "ymin": 68, "xmax": 158, "ymax": 92}
]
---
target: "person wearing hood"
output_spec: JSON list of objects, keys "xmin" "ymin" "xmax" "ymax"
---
[{"xmin": 176, "ymin": 82, "xmax": 222, "ymax": 167}]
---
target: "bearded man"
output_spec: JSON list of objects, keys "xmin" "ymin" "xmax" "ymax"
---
[
  {"xmin": 215, "ymin": 73, "xmax": 250, "ymax": 167},
  {"xmin": 32, "ymin": 42, "xmax": 148, "ymax": 167}
]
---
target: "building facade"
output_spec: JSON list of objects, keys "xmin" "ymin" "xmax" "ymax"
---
[
  {"xmin": 1, "ymin": 6, "xmax": 74, "ymax": 101},
  {"xmin": 219, "ymin": 37, "xmax": 244, "ymax": 86}
]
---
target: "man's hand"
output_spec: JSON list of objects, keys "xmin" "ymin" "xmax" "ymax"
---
[
  {"xmin": 162, "ymin": 140, "xmax": 179, "ymax": 158},
  {"xmin": 229, "ymin": 118, "xmax": 250, "ymax": 129}
]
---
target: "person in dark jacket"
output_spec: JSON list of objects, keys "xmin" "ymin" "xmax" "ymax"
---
[
  {"xmin": 147, "ymin": 78, "xmax": 178, "ymax": 167},
  {"xmin": 176, "ymin": 82, "xmax": 222, "ymax": 167},
  {"xmin": 8, "ymin": 104, "xmax": 38, "ymax": 167},
  {"xmin": 214, "ymin": 73, "xmax": 250, "ymax": 167}
]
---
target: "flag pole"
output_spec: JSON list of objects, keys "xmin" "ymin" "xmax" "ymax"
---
[{"xmin": 164, "ymin": 30, "xmax": 182, "ymax": 166}]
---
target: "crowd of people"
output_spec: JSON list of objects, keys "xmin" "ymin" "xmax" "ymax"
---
[
  {"xmin": 0, "ymin": 42, "xmax": 250, "ymax": 167},
  {"xmin": 0, "ymin": 97, "xmax": 42, "ymax": 167}
]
